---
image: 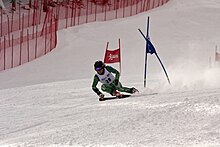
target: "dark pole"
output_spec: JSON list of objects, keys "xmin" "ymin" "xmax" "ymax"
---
[{"xmin": 143, "ymin": 16, "xmax": 150, "ymax": 87}]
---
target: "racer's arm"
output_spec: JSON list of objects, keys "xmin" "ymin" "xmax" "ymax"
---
[
  {"xmin": 106, "ymin": 66, "xmax": 120, "ymax": 81},
  {"xmin": 92, "ymin": 75, "xmax": 102, "ymax": 95}
]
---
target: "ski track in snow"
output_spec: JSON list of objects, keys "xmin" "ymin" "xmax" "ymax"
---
[{"xmin": 0, "ymin": 81, "xmax": 220, "ymax": 147}]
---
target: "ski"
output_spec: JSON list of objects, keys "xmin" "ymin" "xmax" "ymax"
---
[
  {"xmin": 99, "ymin": 94, "xmax": 131, "ymax": 101},
  {"xmin": 98, "ymin": 92, "xmax": 158, "ymax": 101}
]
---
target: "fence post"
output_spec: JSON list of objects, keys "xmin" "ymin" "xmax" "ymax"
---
[
  {"xmin": 27, "ymin": 29, "xmax": 30, "ymax": 62},
  {"xmin": 73, "ymin": 3, "xmax": 76, "ymax": 26},
  {"xmin": 19, "ymin": 2, "xmax": 21, "ymax": 29},
  {"xmin": 29, "ymin": 0, "xmax": 32, "ymax": 8},
  {"xmin": 77, "ymin": 7, "xmax": 81, "ymax": 25},
  {"xmin": 1, "ymin": 10, "xmax": 2, "ymax": 36},
  {"xmin": 3, "ymin": 35, "xmax": 5, "ymax": 70},
  {"xmin": 65, "ymin": 4, "xmax": 68, "ymax": 28},
  {"xmin": 20, "ymin": 31, "xmax": 22, "ymax": 65},
  {"xmin": 123, "ymin": 0, "xmax": 125, "ymax": 17},
  {"xmin": 11, "ymin": 35, "xmax": 13, "ymax": 68},
  {"xmin": 86, "ymin": 0, "xmax": 88, "ymax": 23},
  {"xmin": 11, "ymin": 12, "xmax": 14, "ymax": 32},
  {"xmin": 136, "ymin": 0, "xmax": 138, "ymax": 14},
  {"xmin": 50, "ymin": 12, "xmax": 53, "ymax": 51},
  {"xmin": 104, "ymin": 3, "xmax": 107, "ymax": 21},
  {"xmin": 7, "ymin": 16, "xmax": 10, "ymax": 46},
  {"xmin": 35, "ymin": 18, "xmax": 38, "ymax": 59},
  {"xmin": 39, "ymin": 5, "xmax": 42, "ymax": 24},
  {"xmin": 41, "ymin": 9, "xmax": 49, "ymax": 36},
  {"xmin": 95, "ymin": 2, "xmax": 97, "ymax": 21},
  {"xmin": 45, "ymin": 19, "xmax": 47, "ymax": 54},
  {"xmin": 0, "ymin": 38, "xmax": 1, "ymax": 70},
  {"xmin": 32, "ymin": 10, "xmax": 36, "ymax": 39},
  {"xmin": 22, "ymin": 13, "xmax": 24, "ymax": 40},
  {"xmin": 57, "ymin": 5, "xmax": 60, "ymax": 29},
  {"xmin": 116, "ymin": 0, "xmax": 119, "ymax": 19},
  {"xmin": 71, "ymin": 0, "xmax": 74, "ymax": 26}
]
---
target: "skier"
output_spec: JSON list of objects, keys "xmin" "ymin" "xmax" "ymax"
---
[{"xmin": 92, "ymin": 60, "xmax": 138, "ymax": 101}]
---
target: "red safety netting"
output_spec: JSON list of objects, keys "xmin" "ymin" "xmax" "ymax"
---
[
  {"xmin": 0, "ymin": 0, "xmax": 169, "ymax": 71},
  {"xmin": 0, "ymin": 9, "xmax": 57, "ymax": 71}
]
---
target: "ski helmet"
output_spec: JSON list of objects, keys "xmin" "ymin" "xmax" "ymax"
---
[{"xmin": 94, "ymin": 61, "xmax": 105, "ymax": 71}]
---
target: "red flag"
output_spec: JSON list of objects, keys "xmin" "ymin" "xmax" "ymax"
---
[
  {"xmin": 215, "ymin": 52, "xmax": 220, "ymax": 62},
  {"xmin": 103, "ymin": 39, "xmax": 122, "ymax": 73},
  {"xmin": 104, "ymin": 48, "xmax": 120, "ymax": 63}
]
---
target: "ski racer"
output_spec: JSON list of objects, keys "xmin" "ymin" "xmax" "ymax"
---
[{"xmin": 92, "ymin": 60, "xmax": 138, "ymax": 101}]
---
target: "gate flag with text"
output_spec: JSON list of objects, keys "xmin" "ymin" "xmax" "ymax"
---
[{"xmin": 104, "ymin": 39, "xmax": 121, "ymax": 73}]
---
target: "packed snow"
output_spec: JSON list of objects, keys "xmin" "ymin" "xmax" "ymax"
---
[{"xmin": 0, "ymin": 0, "xmax": 220, "ymax": 146}]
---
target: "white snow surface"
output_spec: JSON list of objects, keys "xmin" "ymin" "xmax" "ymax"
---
[{"xmin": 1, "ymin": 0, "xmax": 220, "ymax": 146}]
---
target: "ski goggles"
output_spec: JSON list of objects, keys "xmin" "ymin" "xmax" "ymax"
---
[{"xmin": 95, "ymin": 67, "xmax": 102, "ymax": 71}]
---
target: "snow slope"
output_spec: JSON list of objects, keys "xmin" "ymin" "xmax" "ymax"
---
[{"xmin": 0, "ymin": 0, "xmax": 220, "ymax": 146}]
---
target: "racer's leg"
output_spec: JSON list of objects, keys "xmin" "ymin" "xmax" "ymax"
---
[
  {"xmin": 116, "ymin": 82, "xmax": 133, "ymax": 94},
  {"xmin": 101, "ymin": 83, "xmax": 117, "ymax": 95}
]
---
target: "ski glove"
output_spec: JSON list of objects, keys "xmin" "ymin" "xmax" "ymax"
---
[
  {"xmin": 99, "ymin": 93, "xmax": 104, "ymax": 99},
  {"xmin": 114, "ymin": 79, "xmax": 119, "ymax": 86}
]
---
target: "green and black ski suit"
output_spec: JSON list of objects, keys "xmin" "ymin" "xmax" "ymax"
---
[{"xmin": 92, "ymin": 66, "xmax": 132, "ymax": 96}]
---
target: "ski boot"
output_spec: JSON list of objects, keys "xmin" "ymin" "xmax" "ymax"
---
[
  {"xmin": 99, "ymin": 93, "xmax": 105, "ymax": 101},
  {"xmin": 113, "ymin": 91, "xmax": 124, "ymax": 98},
  {"xmin": 130, "ymin": 87, "xmax": 139, "ymax": 94}
]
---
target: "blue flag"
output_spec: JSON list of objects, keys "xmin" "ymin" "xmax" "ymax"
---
[
  {"xmin": 146, "ymin": 37, "xmax": 156, "ymax": 54},
  {"xmin": 139, "ymin": 28, "xmax": 170, "ymax": 85},
  {"xmin": 138, "ymin": 28, "xmax": 157, "ymax": 54}
]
